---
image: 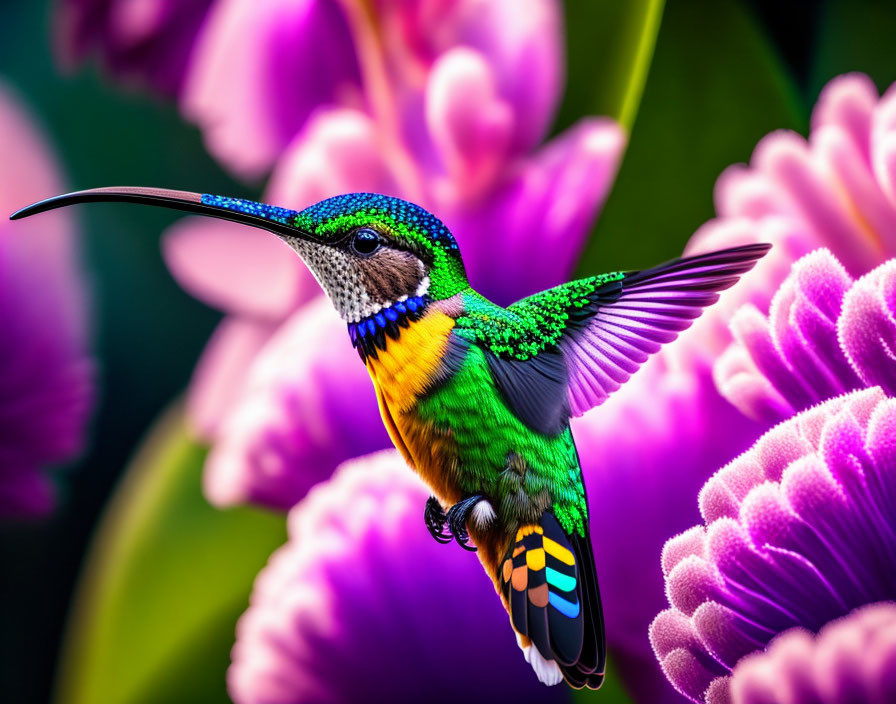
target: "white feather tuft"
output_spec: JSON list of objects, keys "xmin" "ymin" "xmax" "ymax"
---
[
  {"xmin": 522, "ymin": 646, "xmax": 563, "ymax": 686},
  {"xmin": 471, "ymin": 499, "xmax": 496, "ymax": 529}
]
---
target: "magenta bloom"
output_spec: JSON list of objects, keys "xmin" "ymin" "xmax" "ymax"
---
[
  {"xmin": 649, "ymin": 388, "xmax": 896, "ymax": 703},
  {"xmin": 182, "ymin": 0, "xmax": 561, "ymax": 179},
  {"xmin": 717, "ymin": 250, "xmax": 896, "ymax": 423},
  {"xmin": 56, "ymin": 0, "xmax": 214, "ymax": 96},
  {"xmin": 0, "ymin": 82, "xmax": 93, "ymax": 516},
  {"xmin": 726, "ymin": 602, "xmax": 896, "ymax": 704},
  {"xmin": 565, "ymin": 73, "xmax": 896, "ymax": 702},
  {"xmin": 683, "ymin": 73, "xmax": 896, "ymax": 364},
  {"xmin": 161, "ymin": 0, "xmax": 624, "ymax": 509},
  {"xmin": 229, "ymin": 450, "xmax": 568, "ymax": 704}
]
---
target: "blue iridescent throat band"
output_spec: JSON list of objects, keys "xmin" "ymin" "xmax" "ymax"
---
[{"xmin": 347, "ymin": 296, "xmax": 429, "ymax": 360}]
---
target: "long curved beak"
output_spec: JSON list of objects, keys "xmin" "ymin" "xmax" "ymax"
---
[{"xmin": 9, "ymin": 186, "xmax": 314, "ymax": 241}]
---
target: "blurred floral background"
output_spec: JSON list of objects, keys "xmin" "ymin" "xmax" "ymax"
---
[{"xmin": 2, "ymin": 1, "xmax": 895, "ymax": 703}]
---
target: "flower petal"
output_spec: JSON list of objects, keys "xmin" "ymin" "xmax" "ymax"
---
[
  {"xmin": 451, "ymin": 117, "xmax": 624, "ymax": 305},
  {"xmin": 163, "ymin": 216, "xmax": 309, "ymax": 319},
  {"xmin": 425, "ymin": 47, "xmax": 513, "ymax": 198},
  {"xmin": 182, "ymin": 0, "xmax": 362, "ymax": 177},
  {"xmin": 0, "ymin": 82, "xmax": 94, "ymax": 516},
  {"xmin": 202, "ymin": 299, "xmax": 391, "ymax": 509},
  {"xmin": 265, "ymin": 108, "xmax": 401, "ymax": 207},
  {"xmin": 186, "ymin": 317, "xmax": 276, "ymax": 438},
  {"xmin": 228, "ymin": 449, "xmax": 568, "ymax": 703}
]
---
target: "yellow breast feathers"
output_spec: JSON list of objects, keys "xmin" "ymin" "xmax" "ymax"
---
[{"xmin": 365, "ymin": 309, "xmax": 456, "ymax": 414}]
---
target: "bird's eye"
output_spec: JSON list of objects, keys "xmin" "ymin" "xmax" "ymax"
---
[{"xmin": 350, "ymin": 228, "xmax": 382, "ymax": 256}]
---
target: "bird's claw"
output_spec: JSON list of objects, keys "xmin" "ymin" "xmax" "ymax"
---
[
  {"xmin": 448, "ymin": 495, "xmax": 484, "ymax": 551},
  {"xmin": 424, "ymin": 495, "xmax": 483, "ymax": 551},
  {"xmin": 424, "ymin": 496, "xmax": 453, "ymax": 544}
]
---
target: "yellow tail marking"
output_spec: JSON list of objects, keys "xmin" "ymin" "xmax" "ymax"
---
[
  {"xmin": 526, "ymin": 548, "xmax": 546, "ymax": 571},
  {"xmin": 516, "ymin": 525, "xmax": 545, "ymax": 541},
  {"xmin": 544, "ymin": 537, "xmax": 575, "ymax": 565}
]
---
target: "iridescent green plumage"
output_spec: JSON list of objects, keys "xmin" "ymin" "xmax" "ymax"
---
[
  {"xmin": 415, "ymin": 320, "xmax": 588, "ymax": 536},
  {"xmin": 456, "ymin": 274, "xmax": 624, "ymax": 359}
]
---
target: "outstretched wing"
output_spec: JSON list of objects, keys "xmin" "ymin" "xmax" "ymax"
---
[{"xmin": 525, "ymin": 243, "xmax": 770, "ymax": 416}]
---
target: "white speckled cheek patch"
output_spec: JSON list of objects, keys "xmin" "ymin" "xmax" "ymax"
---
[{"xmin": 287, "ymin": 239, "xmax": 374, "ymax": 322}]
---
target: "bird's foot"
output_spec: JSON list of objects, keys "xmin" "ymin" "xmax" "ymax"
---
[
  {"xmin": 424, "ymin": 494, "xmax": 487, "ymax": 552},
  {"xmin": 446, "ymin": 495, "xmax": 485, "ymax": 552},
  {"xmin": 424, "ymin": 496, "xmax": 453, "ymax": 544}
]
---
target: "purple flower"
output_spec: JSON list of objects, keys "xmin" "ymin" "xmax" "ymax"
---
[
  {"xmin": 228, "ymin": 449, "xmax": 568, "ymax": 704},
  {"xmin": 160, "ymin": 0, "xmax": 624, "ymax": 507},
  {"xmin": 182, "ymin": 0, "xmax": 561, "ymax": 179},
  {"xmin": 681, "ymin": 73, "xmax": 896, "ymax": 366},
  {"xmin": 649, "ymin": 387, "xmax": 896, "ymax": 703},
  {"xmin": 200, "ymin": 298, "xmax": 386, "ymax": 509},
  {"xmin": 56, "ymin": 0, "xmax": 214, "ymax": 96},
  {"xmin": 716, "ymin": 250, "xmax": 896, "ymax": 423},
  {"xmin": 564, "ymin": 74, "xmax": 896, "ymax": 701},
  {"xmin": 726, "ymin": 602, "xmax": 896, "ymax": 704},
  {"xmin": 181, "ymin": 0, "xmax": 362, "ymax": 176},
  {"xmin": 570, "ymin": 360, "xmax": 766, "ymax": 703},
  {"xmin": 0, "ymin": 81, "xmax": 93, "ymax": 516}
]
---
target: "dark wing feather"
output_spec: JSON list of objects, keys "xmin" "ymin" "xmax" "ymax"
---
[
  {"xmin": 485, "ymin": 349, "xmax": 569, "ymax": 435},
  {"xmin": 562, "ymin": 530, "xmax": 606, "ymax": 689}
]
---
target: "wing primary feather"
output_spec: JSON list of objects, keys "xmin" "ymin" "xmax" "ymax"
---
[{"xmin": 562, "ymin": 243, "xmax": 770, "ymax": 415}]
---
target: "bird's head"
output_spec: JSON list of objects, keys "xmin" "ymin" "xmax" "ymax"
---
[{"xmin": 10, "ymin": 187, "xmax": 469, "ymax": 322}]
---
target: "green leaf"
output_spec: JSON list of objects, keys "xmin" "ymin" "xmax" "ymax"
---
[
  {"xmin": 55, "ymin": 406, "xmax": 287, "ymax": 704},
  {"xmin": 811, "ymin": 0, "xmax": 896, "ymax": 95},
  {"xmin": 557, "ymin": 0, "xmax": 666, "ymax": 131},
  {"xmin": 577, "ymin": 0, "xmax": 804, "ymax": 274}
]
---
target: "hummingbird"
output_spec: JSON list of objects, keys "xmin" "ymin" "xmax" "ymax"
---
[{"xmin": 11, "ymin": 187, "xmax": 769, "ymax": 689}]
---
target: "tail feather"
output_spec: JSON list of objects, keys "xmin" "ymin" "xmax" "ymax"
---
[
  {"xmin": 565, "ymin": 530, "xmax": 605, "ymax": 689},
  {"xmin": 499, "ymin": 512, "xmax": 605, "ymax": 689}
]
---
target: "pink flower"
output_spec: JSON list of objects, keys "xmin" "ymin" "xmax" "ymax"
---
[
  {"xmin": 684, "ymin": 73, "xmax": 896, "ymax": 364},
  {"xmin": 726, "ymin": 603, "xmax": 896, "ymax": 704},
  {"xmin": 0, "ymin": 81, "xmax": 94, "ymax": 515},
  {"xmin": 569, "ymin": 73, "xmax": 896, "ymax": 701},
  {"xmin": 229, "ymin": 450, "xmax": 568, "ymax": 704},
  {"xmin": 649, "ymin": 388, "xmax": 896, "ymax": 703},
  {"xmin": 716, "ymin": 250, "xmax": 896, "ymax": 423}
]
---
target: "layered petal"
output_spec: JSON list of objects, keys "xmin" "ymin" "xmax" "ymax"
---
[
  {"xmin": 709, "ymin": 74, "xmax": 896, "ymax": 279},
  {"xmin": 650, "ymin": 389, "xmax": 896, "ymax": 703},
  {"xmin": 715, "ymin": 251, "xmax": 896, "ymax": 423},
  {"xmin": 228, "ymin": 449, "xmax": 568, "ymax": 703},
  {"xmin": 728, "ymin": 603, "xmax": 896, "ymax": 704},
  {"xmin": 838, "ymin": 259, "xmax": 896, "ymax": 395},
  {"xmin": 182, "ymin": 0, "xmax": 363, "ymax": 177},
  {"xmin": 202, "ymin": 299, "xmax": 390, "ymax": 509}
]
